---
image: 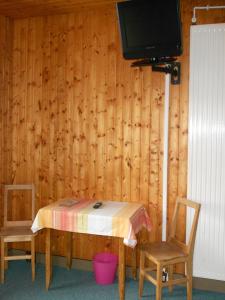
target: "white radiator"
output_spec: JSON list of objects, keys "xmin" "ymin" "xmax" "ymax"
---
[{"xmin": 187, "ymin": 24, "xmax": 225, "ymax": 281}]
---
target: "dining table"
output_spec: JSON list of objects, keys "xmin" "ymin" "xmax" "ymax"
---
[{"xmin": 31, "ymin": 199, "xmax": 151, "ymax": 300}]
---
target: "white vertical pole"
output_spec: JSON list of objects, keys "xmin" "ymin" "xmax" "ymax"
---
[{"xmin": 162, "ymin": 74, "xmax": 170, "ymax": 241}]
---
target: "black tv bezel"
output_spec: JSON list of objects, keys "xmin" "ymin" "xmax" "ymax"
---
[{"xmin": 116, "ymin": 0, "xmax": 182, "ymax": 60}]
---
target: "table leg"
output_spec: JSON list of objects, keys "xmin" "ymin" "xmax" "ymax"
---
[
  {"xmin": 131, "ymin": 246, "xmax": 137, "ymax": 280},
  {"xmin": 131, "ymin": 232, "xmax": 139, "ymax": 280},
  {"xmin": 45, "ymin": 228, "xmax": 52, "ymax": 290},
  {"xmin": 66, "ymin": 232, "xmax": 73, "ymax": 269},
  {"xmin": 119, "ymin": 238, "xmax": 125, "ymax": 300}
]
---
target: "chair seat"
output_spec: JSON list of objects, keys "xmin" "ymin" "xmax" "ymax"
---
[
  {"xmin": 141, "ymin": 241, "xmax": 188, "ymax": 262},
  {"xmin": 0, "ymin": 226, "xmax": 35, "ymax": 238}
]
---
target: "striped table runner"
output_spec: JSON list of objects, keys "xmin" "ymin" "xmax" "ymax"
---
[{"xmin": 31, "ymin": 199, "xmax": 151, "ymax": 247}]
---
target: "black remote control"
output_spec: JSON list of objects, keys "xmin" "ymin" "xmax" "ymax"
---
[{"xmin": 93, "ymin": 202, "xmax": 102, "ymax": 209}]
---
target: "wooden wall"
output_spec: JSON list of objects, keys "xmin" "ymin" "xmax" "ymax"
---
[
  {"xmin": 1, "ymin": 0, "xmax": 225, "ymax": 263},
  {"xmin": 11, "ymin": 8, "xmax": 165, "ymax": 260},
  {"xmin": 0, "ymin": 15, "xmax": 12, "ymax": 226}
]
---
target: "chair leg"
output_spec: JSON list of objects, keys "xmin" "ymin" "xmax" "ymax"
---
[
  {"xmin": 168, "ymin": 265, "xmax": 173, "ymax": 293},
  {"xmin": 31, "ymin": 237, "xmax": 35, "ymax": 281},
  {"xmin": 1, "ymin": 237, "xmax": 5, "ymax": 284},
  {"xmin": 4, "ymin": 243, "xmax": 8, "ymax": 270},
  {"xmin": 138, "ymin": 251, "xmax": 145, "ymax": 298},
  {"xmin": 186, "ymin": 261, "xmax": 193, "ymax": 300},
  {"xmin": 156, "ymin": 263, "xmax": 162, "ymax": 300}
]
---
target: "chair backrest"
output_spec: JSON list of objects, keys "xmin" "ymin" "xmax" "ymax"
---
[
  {"xmin": 168, "ymin": 197, "xmax": 201, "ymax": 256},
  {"xmin": 3, "ymin": 184, "xmax": 35, "ymax": 227}
]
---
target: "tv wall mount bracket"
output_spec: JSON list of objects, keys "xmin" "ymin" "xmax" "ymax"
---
[{"xmin": 131, "ymin": 59, "xmax": 181, "ymax": 85}]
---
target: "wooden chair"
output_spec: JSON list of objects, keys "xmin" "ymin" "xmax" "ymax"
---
[
  {"xmin": 139, "ymin": 197, "xmax": 201, "ymax": 300},
  {"xmin": 0, "ymin": 184, "xmax": 36, "ymax": 283}
]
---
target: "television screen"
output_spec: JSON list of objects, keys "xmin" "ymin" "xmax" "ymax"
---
[{"xmin": 116, "ymin": 0, "xmax": 182, "ymax": 60}]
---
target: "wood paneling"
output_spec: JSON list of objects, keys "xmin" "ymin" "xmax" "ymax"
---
[
  {"xmin": 9, "ymin": 5, "xmax": 165, "ymax": 261},
  {"xmin": 0, "ymin": 16, "xmax": 13, "ymax": 227},
  {"xmin": 0, "ymin": 0, "xmax": 118, "ymax": 18},
  {"xmin": 1, "ymin": 0, "xmax": 225, "ymax": 265}
]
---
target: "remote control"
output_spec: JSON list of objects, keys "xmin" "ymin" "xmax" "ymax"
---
[{"xmin": 93, "ymin": 202, "xmax": 102, "ymax": 209}]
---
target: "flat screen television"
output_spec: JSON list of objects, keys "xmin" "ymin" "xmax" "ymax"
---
[{"xmin": 116, "ymin": 0, "xmax": 182, "ymax": 60}]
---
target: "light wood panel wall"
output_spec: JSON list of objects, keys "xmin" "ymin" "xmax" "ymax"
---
[
  {"xmin": 1, "ymin": 0, "xmax": 225, "ymax": 264},
  {"xmin": 0, "ymin": 0, "xmax": 118, "ymax": 18},
  {"xmin": 0, "ymin": 15, "xmax": 12, "ymax": 227},
  {"xmin": 10, "ymin": 7, "xmax": 166, "ymax": 261}
]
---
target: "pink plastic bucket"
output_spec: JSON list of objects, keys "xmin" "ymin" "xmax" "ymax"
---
[{"xmin": 93, "ymin": 252, "xmax": 118, "ymax": 285}]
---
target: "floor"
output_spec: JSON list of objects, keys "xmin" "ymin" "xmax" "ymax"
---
[{"xmin": 0, "ymin": 261, "xmax": 225, "ymax": 300}]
